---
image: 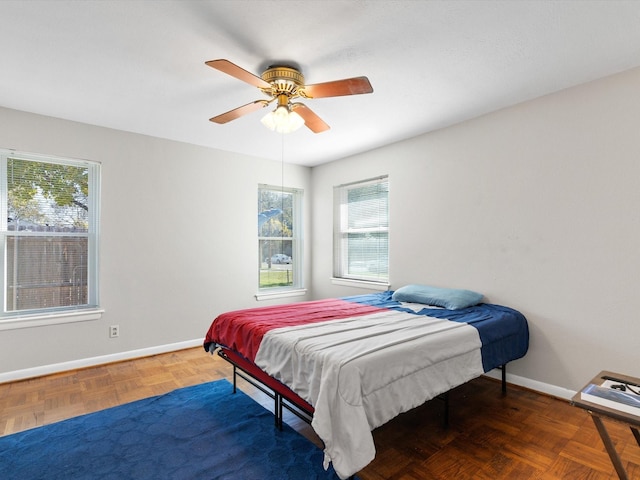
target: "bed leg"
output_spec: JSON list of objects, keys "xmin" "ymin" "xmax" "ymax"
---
[
  {"xmin": 275, "ymin": 392, "xmax": 283, "ymax": 430},
  {"xmin": 443, "ymin": 391, "xmax": 449, "ymax": 428},
  {"xmin": 232, "ymin": 365, "xmax": 237, "ymax": 394},
  {"xmin": 501, "ymin": 364, "xmax": 507, "ymax": 395},
  {"xmin": 436, "ymin": 391, "xmax": 450, "ymax": 427}
]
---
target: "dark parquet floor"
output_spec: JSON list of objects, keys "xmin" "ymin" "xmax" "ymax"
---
[{"xmin": 1, "ymin": 348, "xmax": 638, "ymax": 479}]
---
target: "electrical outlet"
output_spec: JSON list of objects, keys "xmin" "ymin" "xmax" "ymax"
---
[{"xmin": 109, "ymin": 325, "xmax": 119, "ymax": 338}]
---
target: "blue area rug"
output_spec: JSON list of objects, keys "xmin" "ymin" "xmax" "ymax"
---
[{"xmin": 0, "ymin": 379, "xmax": 343, "ymax": 479}]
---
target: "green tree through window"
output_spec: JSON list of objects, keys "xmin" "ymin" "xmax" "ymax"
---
[{"xmin": 1, "ymin": 151, "xmax": 100, "ymax": 316}]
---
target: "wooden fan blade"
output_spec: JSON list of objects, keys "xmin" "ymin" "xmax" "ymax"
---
[
  {"xmin": 209, "ymin": 100, "xmax": 269, "ymax": 124},
  {"xmin": 291, "ymin": 103, "xmax": 330, "ymax": 133},
  {"xmin": 301, "ymin": 76, "xmax": 373, "ymax": 99},
  {"xmin": 205, "ymin": 59, "xmax": 272, "ymax": 89}
]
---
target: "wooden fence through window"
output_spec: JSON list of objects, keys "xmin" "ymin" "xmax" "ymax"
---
[{"xmin": 5, "ymin": 230, "xmax": 88, "ymax": 311}]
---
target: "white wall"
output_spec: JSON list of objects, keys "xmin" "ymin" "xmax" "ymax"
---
[
  {"xmin": 310, "ymin": 66, "xmax": 640, "ymax": 393},
  {"xmin": 3, "ymin": 65, "xmax": 639, "ymax": 394},
  {"xmin": 0, "ymin": 107, "xmax": 311, "ymax": 376}
]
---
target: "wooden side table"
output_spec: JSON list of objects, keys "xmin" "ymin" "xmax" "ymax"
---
[{"xmin": 571, "ymin": 371, "xmax": 640, "ymax": 480}]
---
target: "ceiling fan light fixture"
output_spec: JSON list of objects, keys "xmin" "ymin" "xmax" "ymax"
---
[
  {"xmin": 207, "ymin": 59, "xmax": 373, "ymax": 133},
  {"xmin": 261, "ymin": 105, "xmax": 305, "ymax": 134}
]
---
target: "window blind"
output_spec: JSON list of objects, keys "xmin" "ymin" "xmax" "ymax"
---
[{"xmin": 334, "ymin": 176, "xmax": 389, "ymax": 283}]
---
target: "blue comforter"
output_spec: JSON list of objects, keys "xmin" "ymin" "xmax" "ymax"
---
[{"xmin": 343, "ymin": 291, "xmax": 529, "ymax": 372}]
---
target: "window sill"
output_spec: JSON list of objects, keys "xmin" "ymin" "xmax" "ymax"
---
[
  {"xmin": 331, "ymin": 277, "xmax": 391, "ymax": 291},
  {"xmin": 0, "ymin": 308, "xmax": 104, "ymax": 331},
  {"xmin": 255, "ymin": 289, "xmax": 307, "ymax": 301}
]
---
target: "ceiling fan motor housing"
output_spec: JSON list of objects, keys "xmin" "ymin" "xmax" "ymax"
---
[{"xmin": 261, "ymin": 66, "xmax": 305, "ymax": 97}]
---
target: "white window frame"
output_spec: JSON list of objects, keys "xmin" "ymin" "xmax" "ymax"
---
[
  {"xmin": 333, "ymin": 175, "xmax": 389, "ymax": 289},
  {"xmin": 256, "ymin": 184, "xmax": 304, "ymax": 300},
  {"xmin": 0, "ymin": 149, "xmax": 102, "ymax": 329}
]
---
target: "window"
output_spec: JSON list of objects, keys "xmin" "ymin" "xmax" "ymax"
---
[
  {"xmin": 334, "ymin": 176, "xmax": 389, "ymax": 284},
  {"xmin": 258, "ymin": 184, "xmax": 303, "ymax": 292},
  {"xmin": 0, "ymin": 150, "xmax": 100, "ymax": 320}
]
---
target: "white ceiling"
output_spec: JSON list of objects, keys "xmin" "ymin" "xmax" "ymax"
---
[{"xmin": 2, "ymin": 1, "xmax": 640, "ymax": 167}]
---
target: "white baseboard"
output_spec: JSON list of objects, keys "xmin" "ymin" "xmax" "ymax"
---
[
  {"xmin": 0, "ymin": 339, "xmax": 203, "ymax": 384},
  {"xmin": 484, "ymin": 369, "xmax": 576, "ymax": 400},
  {"xmin": 1, "ymin": 343, "xmax": 578, "ymax": 402}
]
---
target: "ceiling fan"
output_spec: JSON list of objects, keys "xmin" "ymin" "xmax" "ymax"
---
[{"xmin": 206, "ymin": 59, "xmax": 373, "ymax": 133}]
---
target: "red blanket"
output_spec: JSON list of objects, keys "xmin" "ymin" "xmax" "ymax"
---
[{"xmin": 204, "ymin": 298, "xmax": 381, "ymax": 362}]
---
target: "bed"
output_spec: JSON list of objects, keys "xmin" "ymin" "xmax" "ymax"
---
[{"xmin": 203, "ymin": 286, "xmax": 529, "ymax": 479}]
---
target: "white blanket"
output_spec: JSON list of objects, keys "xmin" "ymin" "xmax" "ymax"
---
[{"xmin": 254, "ymin": 309, "xmax": 483, "ymax": 479}]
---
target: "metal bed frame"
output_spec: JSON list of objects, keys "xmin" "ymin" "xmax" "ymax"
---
[{"xmin": 218, "ymin": 347, "xmax": 508, "ymax": 430}]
